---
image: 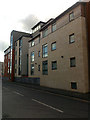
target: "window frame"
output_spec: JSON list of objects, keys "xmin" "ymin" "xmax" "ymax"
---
[
  {"xmin": 70, "ymin": 57, "xmax": 76, "ymax": 67},
  {"xmin": 71, "ymin": 82, "xmax": 77, "ymax": 89},
  {"xmin": 42, "ymin": 28, "xmax": 48, "ymax": 38},
  {"xmin": 42, "ymin": 60, "xmax": 48, "ymax": 75},
  {"xmin": 38, "ymin": 51, "xmax": 40, "ymax": 57},
  {"xmin": 69, "ymin": 12, "xmax": 74, "ymax": 21},
  {"xmin": 52, "ymin": 61, "xmax": 57, "ymax": 70},
  {"xmin": 52, "ymin": 23, "xmax": 56, "ymax": 32},
  {"xmin": 42, "ymin": 44, "xmax": 48, "ymax": 58},
  {"xmin": 51, "ymin": 42, "xmax": 56, "ymax": 51},
  {"xmin": 69, "ymin": 33, "xmax": 75, "ymax": 44},
  {"xmin": 31, "ymin": 40, "xmax": 35, "ymax": 47},
  {"xmin": 31, "ymin": 51, "xmax": 34, "ymax": 62},
  {"xmin": 31, "ymin": 64, "xmax": 34, "ymax": 75}
]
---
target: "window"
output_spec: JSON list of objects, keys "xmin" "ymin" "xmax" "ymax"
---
[
  {"xmin": 38, "ymin": 51, "xmax": 40, "ymax": 57},
  {"xmin": 31, "ymin": 40, "xmax": 35, "ymax": 47},
  {"xmin": 52, "ymin": 61, "xmax": 57, "ymax": 70},
  {"xmin": 38, "ymin": 65, "xmax": 40, "ymax": 71},
  {"xmin": 31, "ymin": 64, "xmax": 34, "ymax": 75},
  {"xmin": 71, "ymin": 82, "xmax": 77, "ymax": 89},
  {"xmin": 52, "ymin": 23, "xmax": 56, "ymax": 32},
  {"xmin": 69, "ymin": 12, "xmax": 74, "ymax": 21},
  {"xmin": 31, "ymin": 51, "xmax": 34, "ymax": 62},
  {"xmin": 70, "ymin": 57, "xmax": 76, "ymax": 67},
  {"xmin": 42, "ymin": 29, "xmax": 48, "ymax": 38},
  {"xmin": 51, "ymin": 42, "xmax": 56, "ymax": 51},
  {"xmin": 42, "ymin": 44, "xmax": 48, "ymax": 58},
  {"xmin": 19, "ymin": 39, "xmax": 22, "ymax": 47},
  {"xmin": 42, "ymin": 60, "xmax": 48, "ymax": 75},
  {"xmin": 69, "ymin": 34, "xmax": 75, "ymax": 44}
]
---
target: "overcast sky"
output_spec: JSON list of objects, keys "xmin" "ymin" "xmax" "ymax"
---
[{"xmin": 0, "ymin": 0, "xmax": 87, "ymax": 62}]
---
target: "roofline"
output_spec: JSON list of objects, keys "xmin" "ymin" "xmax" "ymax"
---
[
  {"xmin": 31, "ymin": 21, "xmax": 45, "ymax": 30},
  {"xmin": 14, "ymin": 34, "xmax": 32, "ymax": 42},
  {"xmin": 4, "ymin": 46, "xmax": 11, "ymax": 53},
  {"xmin": 11, "ymin": 30, "xmax": 30, "ymax": 35},
  {"xmin": 40, "ymin": 2, "xmax": 86, "ymax": 31}
]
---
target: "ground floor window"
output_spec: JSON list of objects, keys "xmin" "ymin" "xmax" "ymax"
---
[
  {"xmin": 52, "ymin": 61, "xmax": 57, "ymax": 70},
  {"xmin": 31, "ymin": 64, "xmax": 34, "ymax": 75},
  {"xmin": 70, "ymin": 57, "xmax": 76, "ymax": 67},
  {"xmin": 71, "ymin": 82, "xmax": 77, "ymax": 89},
  {"xmin": 42, "ymin": 60, "xmax": 48, "ymax": 75}
]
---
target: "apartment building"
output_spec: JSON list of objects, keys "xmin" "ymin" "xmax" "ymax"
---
[
  {"xmin": 4, "ymin": 46, "xmax": 11, "ymax": 79},
  {"xmin": 14, "ymin": 36, "xmax": 31, "ymax": 78},
  {"xmin": 10, "ymin": 30, "xmax": 31, "ymax": 81},
  {"xmin": 28, "ymin": 1, "xmax": 90, "ymax": 93}
]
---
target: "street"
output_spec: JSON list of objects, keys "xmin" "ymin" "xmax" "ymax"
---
[{"xmin": 2, "ymin": 81, "xmax": 89, "ymax": 118}]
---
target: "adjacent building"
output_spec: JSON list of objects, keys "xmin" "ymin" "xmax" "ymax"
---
[
  {"xmin": 10, "ymin": 30, "xmax": 31, "ymax": 81},
  {"xmin": 4, "ymin": 46, "xmax": 11, "ymax": 79}
]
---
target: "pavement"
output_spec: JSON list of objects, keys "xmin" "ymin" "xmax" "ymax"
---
[
  {"xmin": 11, "ymin": 80, "xmax": 90, "ymax": 102},
  {"xmin": 2, "ymin": 80, "xmax": 89, "ymax": 119}
]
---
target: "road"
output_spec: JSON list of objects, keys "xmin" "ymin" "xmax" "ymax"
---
[{"xmin": 2, "ymin": 81, "xmax": 89, "ymax": 119}]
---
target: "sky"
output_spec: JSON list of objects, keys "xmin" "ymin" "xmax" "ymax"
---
[{"xmin": 0, "ymin": 0, "xmax": 88, "ymax": 62}]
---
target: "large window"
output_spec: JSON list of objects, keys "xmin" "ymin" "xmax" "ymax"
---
[
  {"xmin": 69, "ymin": 34, "xmax": 75, "ymax": 44},
  {"xmin": 69, "ymin": 12, "xmax": 74, "ymax": 21},
  {"xmin": 42, "ymin": 44, "xmax": 48, "ymax": 58},
  {"xmin": 42, "ymin": 60, "xmax": 48, "ymax": 75},
  {"xmin": 31, "ymin": 64, "xmax": 34, "ymax": 75},
  {"xmin": 31, "ymin": 51, "xmax": 34, "ymax": 62},
  {"xmin": 70, "ymin": 57, "xmax": 76, "ymax": 67},
  {"xmin": 42, "ymin": 29, "xmax": 48, "ymax": 38},
  {"xmin": 52, "ymin": 23, "xmax": 56, "ymax": 32},
  {"xmin": 51, "ymin": 42, "xmax": 56, "ymax": 51},
  {"xmin": 52, "ymin": 61, "xmax": 57, "ymax": 70}
]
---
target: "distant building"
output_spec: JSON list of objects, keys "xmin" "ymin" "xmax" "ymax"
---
[
  {"xmin": 14, "ymin": 36, "xmax": 31, "ymax": 77},
  {"xmin": 28, "ymin": 1, "xmax": 90, "ymax": 93},
  {"xmin": 4, "ymin": 46, "xmax": 11, "ymax": 79},
  {"xmin": 10, "ymin": 30, "xmax": 31, "ymax": 81},
  {"xmin": 0, "ymin": 62, "xmax": 4, "ymax": 78}
]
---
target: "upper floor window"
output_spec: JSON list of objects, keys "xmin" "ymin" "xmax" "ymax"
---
[
  {"xmin": 69, "ymin": 12, "xmax": 74, "ymax": 21},
  {"xmin": 38, "ymin": 51, "xmax": 40, "ymax": 57},
  {"xmin": 52, "ymin": 61, "xmax": 57, "ymax": 70},
  {"xmin": 42, "ymin": 60, "xmax": 48, "ymax": 75},
  {"xmin": 52, "ymin": 23, "xmax": 56, "ymax": 32},
  {"xmin": 31, "ymin": 51, "xmax": 34, "ymax": 62},
  {"xmin": 42, "ymin": 29, "xmax": 48, "ymax": 38},
  {"xmin": 19, "ymin": 39, "xmax": 22, "ymax": 47},
  {"xmin": 42, "ymin": 44, "xmax": 48, "ymax": 58},
  {"xmin": 31, "ymin": 40, "xmax": 35, "ymax": 47},
  {"xmin": 69, "ymin": 34, "xmax": 75, "ymax": 44},
  {"xmin": 51, "ymin": 42, "xmax": 56, "ymax": 51}
]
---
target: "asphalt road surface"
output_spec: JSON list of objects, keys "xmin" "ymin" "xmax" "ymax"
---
[{"xmin": 2, "ymin": 81, "xmax": 89, "ymax": 119}]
